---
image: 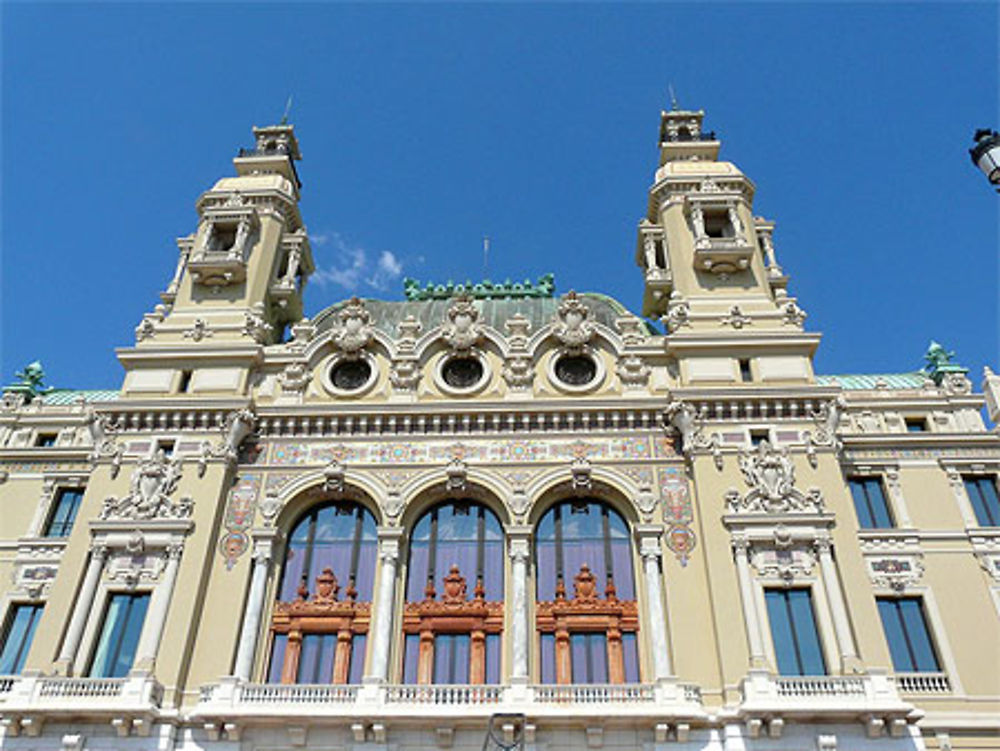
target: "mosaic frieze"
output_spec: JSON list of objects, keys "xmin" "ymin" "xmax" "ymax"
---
[{"xmin": 267, "ymin": 435, "xmax": 671, "ymax": 467}]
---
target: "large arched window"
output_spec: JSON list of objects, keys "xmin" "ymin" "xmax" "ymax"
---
[
  {"xmin": 535, "ymin": 499, "xmax": 640, "ymax": 684},
  {"xmin": 266, "ymin": 502, "xmax": 377, "ymax": 684},
  {"xmin": 402, "ymin": 500, "xmax": 504, "ymax": 684}
]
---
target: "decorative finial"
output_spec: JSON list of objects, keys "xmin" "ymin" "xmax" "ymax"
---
[
  {"xmin": 3, "ymin": 361, "xmax": 52, "ymax": 403},
  {"xmin": 668, "ymin": 84, "xmax": 679, "ymax": 111},
  {"xmin": 923, "ymin": 340, "xmax": 968, "ymax": 385},
  {"xmin": 280, "ymin": 95, "xmax": 294, "ymax": 125}
]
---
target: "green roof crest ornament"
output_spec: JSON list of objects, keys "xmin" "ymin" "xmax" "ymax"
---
[
  {"xmin": 3, "ymin": 361, "xmax": 53, "ymax": 403},
  {"xmin": 402, "ymin": 273, "xmax": 555, "ymax": 301},
  {"xmin": 923, "ymin": 341, "xmax": 968, "ymax": 385}
]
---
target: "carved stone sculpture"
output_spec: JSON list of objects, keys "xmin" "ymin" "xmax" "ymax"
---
[
  {"xmin": 101, "ymin": 450, "xmax": 193, "ymax": 520},
  {"xmin": 554, "ymin": 291, "xmax": 594, "ymax": 352},
  {"xmin": 729, "ymin": 440, "xmax": 823, "ymax": 514},
  {"xmin": 332, "ymin": 297, "xmax": 373, "ymax": 357},
  {"xmin": 442, "ymin": 296, "xmax": 482, "ymax": 353}
]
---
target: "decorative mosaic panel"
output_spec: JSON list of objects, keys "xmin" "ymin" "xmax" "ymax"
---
[
  {"xmin": 659, "ymin": 467, "xmax": 696, "ymax": 566},
  {"xmin": 267, "ymin": 435, "xmax": 671, "ymax": 467},
  {"xmin": 846, "ymin": 447, "xmax": 1000, "ymax": 461},
  {"xmin": 219, "ymin": 473, "xmax": 260, "ymax": 570}
]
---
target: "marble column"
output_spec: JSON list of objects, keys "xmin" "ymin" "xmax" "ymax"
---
[
  {"xmin": 815, "ymin": 537, "xmax": 862, "ymax": 672},
  {"xmin": 733, "ymin": 537, "xmax": 768, "ymax": 668},
  {"xmin": 233, "ymin": 534, "xmax": 276, "ymax": 681},
  {"xmin": 57, "ymin": 544, "xmax": 109, "ymax": 675},
  {"xmin": 507, "ymin": 530, "xmax": 532, "ymax": 683},
  {"xmin": 638, "ymin": 531, "xmax": 673, "ymax": 680},
  {"xmin": 134, "ymin": 543, "xmax": 183, "ymax": 671},
  {"xmin": 366, "ymin": 528, "xmax": 402, "ymax": 683}
]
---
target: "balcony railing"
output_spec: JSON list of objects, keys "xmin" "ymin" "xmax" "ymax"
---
[
  {"xmin": 897, "ymin": 672, "xmax": 951, "ymax": 694},
  {"xmin": 385, "ymin": 684, "xmax": 503, "ymax": 705},
  {"xmin": 241, "ymin": 683, "xmax": 358, "ymax": 704},
  {"xmin": 775, "ymin": 676, "xmax": 867, "ymax": 699},
  {"xmin": 37, "ymin": 677, "xmax": 126, "ymax": 700},
  {"xmin": 533, "ymin": 683, "xmax": 654, "ymax": 703},
  {"xmin": 0, "ymin": 674, "xmax": 162, "ymax": 713}
]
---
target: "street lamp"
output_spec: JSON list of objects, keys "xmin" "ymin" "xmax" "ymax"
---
[{"xmin": 969, "ymin": 129, "xmax": 1000, "ymax": 191}]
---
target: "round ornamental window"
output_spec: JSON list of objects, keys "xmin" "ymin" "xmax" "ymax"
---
[
  {"xmin": 554, "ymin": 355, "xmax": 597, "ymax": 387},
  {"xmin": 441, "ymin": 356, "xmax": 484, "ymax": 390},
  {"xmin": 330, "ymin": 359, "xmax": 372, "ymax": 392}
]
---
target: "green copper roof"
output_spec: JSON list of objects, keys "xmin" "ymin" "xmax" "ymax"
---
[
  {"xmin": 314, "ymin": 292, "xmax": 652, "ymax": 338},
  {"xmin": 40, "ymin": 389, "xmax": 120, "ymax": 406},
  {"xmin": 816, "ymin": 373, "xmax": 928, "ymax": 390},
  {"xmin": 403, "ymin": 274, "xmax": 555, "ymax": 301}
]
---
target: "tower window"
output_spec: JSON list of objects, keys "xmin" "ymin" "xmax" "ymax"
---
[
  {"xmin": 905, "ymin": 418, "xmax": 927, "ymax": 433},
  {"xmin": 703, "ymin": 210, "xmax": 731, "ymax": 239},
  {"xmin": 177, "ymin": 370, "xmax": 193, "ymax": 393},
  {"xmin": 739, "ymin": 359, "xmax": 753, "ymax": 383},
  {"xmin": 35, "ymin": 433, "xmax": 57, "ymax": 448},
  {"xmin": 749, "ymin": 429, "xmax": 770, "ymax": 447}
]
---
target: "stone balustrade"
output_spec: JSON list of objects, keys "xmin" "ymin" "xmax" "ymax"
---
[{"xmin": 896, "ymin": 672, "xmax": 952, "ymax": 694}]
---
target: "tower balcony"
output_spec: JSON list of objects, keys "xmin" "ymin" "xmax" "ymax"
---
[{"xmin": 693, "ymin": 236, "xmax": 754, "ymax": 274}]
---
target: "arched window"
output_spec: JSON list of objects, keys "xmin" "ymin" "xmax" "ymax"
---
[
  {"xmin": 267, "ymin": 502, "xmax": 377, "ymax": 684},
  {"xmin": 535, "ymin": 499, "xmax": 640, "ymax": 684},
  {"xmin": 402, "ymin": 500, "xmax": 504, "ymax": 684}
]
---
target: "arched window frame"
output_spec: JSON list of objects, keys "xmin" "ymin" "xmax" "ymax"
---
[
  {"xmin": 402, "ymin": 499, "xmax": 504, "ymax": 684},
  {"xmin": 534, "ymin": 498, "xmax": 640, "ymax": 685},
  {"xmin": 267, "ymin": 500, "xmax": 377, "ymax": 684}
]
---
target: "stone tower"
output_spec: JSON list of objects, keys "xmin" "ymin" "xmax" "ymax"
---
[
  {"xmin": 118, "ymin": 124, "xmax": 315, "ymax": 397},
  {"xmin": 637, "ymin": 107, "xmax": 817, "ymax": 387}
]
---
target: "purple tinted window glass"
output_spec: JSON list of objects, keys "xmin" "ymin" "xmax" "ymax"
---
[
  {"xmin": 403, "ymin": 634, "xmax": 420, "ymax": 684},
  {"xmin": 407, "ymin": 543, "xmax": 430, "ymax": 601},
  {"xmin": 267, "ymin": 634, "xmax": 288, "ymax": 683},
  {"xmin": 540, "ymin": 634, "xmax": 556, "ymax": 683},
  {"xmin": 621, "ymin": 633, "xmax": 640, "ymax": 683},
  {"xmin": 485, "ymin": 634, "xmax": 501, "ymax": 684},
  {"xmin": 348, "ymin": 634, "xmax": 367, "ymax": 684},
  {"xmin": 297, "ymin": 634, "xmax": 321, "ymax": 683},
  {"xmin": 591, "ymin": 633, "xmax": 609, "ymax": 683}
]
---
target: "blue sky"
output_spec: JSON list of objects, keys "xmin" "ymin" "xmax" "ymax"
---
[{"xmin": 2, "ymin": 3, "xmax": 997, "ymax": 390}]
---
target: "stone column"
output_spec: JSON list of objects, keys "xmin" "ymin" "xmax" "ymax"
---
[
  {"xmin": 815, "ymin": 537, "xmax": 862, "ymax": 672},
  {"xmin": 134, "ymin": 543, "xmax": 183, "ymax": 672},
  {"xmin": 56, "ymin": 544, "xmax": 109, "ymax": 675},
  {"xmin": 233, "ymin": 533, "xmax": 276, "ymax": 681},
  {"xmin": 366, "ymin": 527, "xmax": 402, "ymax": 683},
  {"xmin": 732, "ymin": 537, "xmax": 768, "ymax": 669},
  {"xmin": 638, "ymin": 530, "xmax": 673, "ymax": 680},
  {"xmin": 507, "ymin": 528, "xmax": 532, "ymax": 684}
]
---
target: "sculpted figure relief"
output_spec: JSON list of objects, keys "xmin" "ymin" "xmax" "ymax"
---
[
  {"xmin": 442, "ymin": 296, "xmax": 482, "ymax": 353},
  {"xmin": 730, "ymin": 440, "xmax": 823, "ymax": 514},
  {"xmin": 101, "ymin": 449, "xmax": 193, "ymax": 521},
  {"xmin": 333, "ymin": 297, "xmax": 373, "ymax": 357},
  {"xmin": 554, "ymin": 291, "xmax": 594, "ymax": 352}
]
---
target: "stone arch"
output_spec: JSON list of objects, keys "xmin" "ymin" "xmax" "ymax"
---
[
  {"xmin": 523, "ymin": 466, "xmax": 643, "ymax": 529},
  {"xmin": 268, "ymin": 469, "xmax": 385, "ymax": 535}
]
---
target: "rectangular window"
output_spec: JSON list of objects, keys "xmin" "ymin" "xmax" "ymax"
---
[
  {"xmin": 877, "ymin": 598, "xmax": 940, "ymax": 672},
  {"xmin": 177, "ymin": 370, "xmax": 193, "ymax": 393},
  {"xmin": 540, "ymin": 633, "xmax": 556, "ymax": 684},
  {"xmin": 905, "ymin": 418, "xmax": 927, "ymax": 433},
  {"xmin": 296, "ymin": 633, "xmax": 336, "ymax": 684},
  {"xmin": 964, "ymin": 476, "xmax": 1000, "ymax": 527},
  {"xmin": 35, "ymin": 433, "xmax": 57, "ymax": 447},
  {"xmin": 485, "ymin": 633, "xmax": 501, "ymax": 685},
  {"xmin": 44, "ymin": 488, "xmax": 84, "ymax": 538},
  {"xmin": 570, "ymin": 632, "xmax": 609, "ymax": 684},
  {"xmin": 266, "ymin": 634, "xmax": 288, "ymax": 683},
  {"xmin": 402, "ymin": 633, "xmax": 420, "ymax": 684},
  {"xmin": 848, "ymin": 478, "xmax": 894, "ymax": 529},
  {"xmin": 348, "ymin": 634, "xmax": 367, "ymax": 685},
  {"xmin": 765, "ymin": 589, "xmax": 826, "ymax": 676},
  {"xmin": 88, "ymin": 593, "xmax": 149, "ymax": 678},
  {"xmin": 739, "ymin": 359, "xmax": 753, "ymax": 383},
  {"xmin": 749, "ymin": 428, "xmax": 770, "ymax": 447},
  {"xmin": 433, "ymin": 634, "xmax": 470, "ymax": 684},
  {"xmin": 0, "ymin": 604, "xmax": 43, "ymax": 674},
  {"xmin": 621, "ymin": 632, "xmax": 640, "ymax": 683}
]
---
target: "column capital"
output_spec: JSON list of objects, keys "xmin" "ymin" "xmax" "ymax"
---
[
  {"xmin": 813, "ymin": 535, "xmax": 834, "ymax": 556},
  {"xmin": 377, "ymin": 527, "xmax": 404, "ymax": 563},
  {"xmin": 251, "ymin": 527, "xmax": 280, "ymax": 563},
  {"xmin": 508, "ymin": 537, "xmax": 531, "ymax": 562},
  {"xmin": 504, "ymin": 524, "xmax": 533, "ymax": 541},
  {"xmin": 731, "ymin": 535, "xmax": 751, "ymax": 555}
]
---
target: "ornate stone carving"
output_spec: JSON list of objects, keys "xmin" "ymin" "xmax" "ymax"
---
[
  {"xmin": 183, "ymin": 318, "xmax": 213, "ymax": 341},
  {"xmin": 100, "ymin": 450, "xmax": 192, "ymax": 520},
  {"xmin": 662, "ymin": 401, "xmax": 711, "ymax": 455},
  {"xmin": 445, "ymin": 456, "xmax": 468, "ymax": 492},
  {"xmin": 554, "ymin": 291, "xmax": 594, "ymax": 352},
  {"xmin": 570, "ymin": 456, "xmax": 592, "ymax": 494},
  {"xmin": 198, "ymin": 408, "xmax": 257, "ymax": 475},
  {"xmin": 279, "ymin": 362, "xmax": 310, "ymax": 394},
  {"xmin": 572, "ymin": 564, "xmax": 599, "ymax": 601},
  {"xmin": 288, "ymin": 318, "xmax": 316, "ymax": 351},
  {"xmin": 729, "ymin": 441, "xmax": 824, "ymax": 514},
  {"xmin": 332, "ymin": 297, "xmax": 373, "ymax": 357},
  {"xmin": 616, "ymin": 353, "xmax": 650, "ymax": 387},
  {"xmin": 391, "ymin": 316, "xmax": 422, "ymax": 392},
  {"xmin": 441, "ymin": 565, "xmax": 468, "ymax": 604},
  {"xmin": 721, "ymin": 305, "xmax": 752, "ymax": 329},
  {"xmin": 323, "ymin": 459, "xmax": 346, "ymax": 494},
  {"xmin": 243, "ymin": 304, "xmax": 273, "ymax": 344},
  {"xmin": 502, "ymin": 314, "xmax": 534, "ymax": 390},
  {"xmin": 868, "ymin": 555, "xmax": 925, "ymax": 591},
  {"xmin": 442, "ymin": 296, "xmax": 482, "ymax": 353},
  {"xmin": 84, "ymin": 406, "xmax": 120, "ymax": 461},
  {"xmin": 663, "ymin": 298, "xmax": 690, "ymax": 333},
  {"xmin": 782, "ymin": 301, "xmax": 807, "ymax": 327},
  {"xmin": 750, "ymin": 545, "xmax": 816, "ymax": 583}
]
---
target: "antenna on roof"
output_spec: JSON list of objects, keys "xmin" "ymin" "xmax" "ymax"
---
[
  {"xmin": 280, "ymin": 95, "xmax": 294, "ymax": 125},
  {"xmin": 668, "ymin": 84, "xmax": 679, "ymax": 111},
  {"xmin": 483, "ymin": 235, "xmax": 490, "ymax": 278}
]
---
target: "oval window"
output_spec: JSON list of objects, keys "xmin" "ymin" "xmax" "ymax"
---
[
  {"xmin": 441, "ymin": 356, "xmax": 484, "ymax": 390},
  {"xmin": 330, "ymin": 359, "xmax": 372, "ymax": 392},
  {"xmin": 554, "ymin": 354, "xmax": 597, "ymax": 387}
]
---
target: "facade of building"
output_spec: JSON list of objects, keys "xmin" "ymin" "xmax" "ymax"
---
[{"xmin": 0, "ymin": 109, "xmax": 998, "ymax": 751}]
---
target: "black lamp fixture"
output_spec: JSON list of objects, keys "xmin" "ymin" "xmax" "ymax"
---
[{"xmin": 970, "ymin": 129, "xmax": 1000, "ymax": 191}]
